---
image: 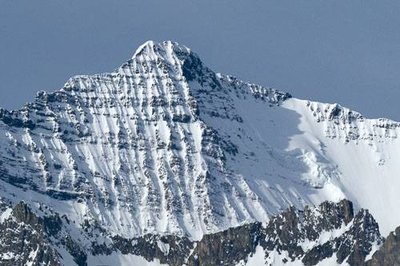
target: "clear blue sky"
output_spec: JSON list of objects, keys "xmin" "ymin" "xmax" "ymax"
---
[{"xmin": 1, "ymin": 0, "xmax": 400, "ymax": 120}]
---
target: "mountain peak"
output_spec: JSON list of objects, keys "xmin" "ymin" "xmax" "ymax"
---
[
  {"xmin": 132, "ymin": 40, "xmax": 192, "ymax": 61},
  {"xmin": 1, "ymin": 39, "xmax": 400, "ymax": 265},
  {"xmin": 120, "ymin": 40, "xmax": 206, "ymax": 83}
]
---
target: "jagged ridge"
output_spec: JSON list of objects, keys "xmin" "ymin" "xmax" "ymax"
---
[{"xmin": 0, "ymin": 199, "xmax": 382, "ymax": 266}]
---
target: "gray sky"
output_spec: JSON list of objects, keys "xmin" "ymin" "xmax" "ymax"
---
[{"xmin": 1, "ymin": 0, "xmax": 400, "ymax": 120}]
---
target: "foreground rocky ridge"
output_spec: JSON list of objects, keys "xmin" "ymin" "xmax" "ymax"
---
[
  {"xmin": 0, "ymin": 199, "xmax": 386, "ymax": 265},
  {"xmin": 366, "ymin": 226, "xmax": 400, "ymax": 266}
]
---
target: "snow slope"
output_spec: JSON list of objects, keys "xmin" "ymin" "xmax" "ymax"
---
[{"xmin": 0, "ymin": 40, "xmax": 398, "ymax": 241}]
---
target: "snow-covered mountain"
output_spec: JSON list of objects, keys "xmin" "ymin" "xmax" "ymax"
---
[{"xmin": 0, "ymin": 40, "xmax": 399, "ymax": 265}]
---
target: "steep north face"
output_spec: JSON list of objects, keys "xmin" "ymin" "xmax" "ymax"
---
[{"xmin": 0, "ymin": 41, "xmax": 399, "ymax": 265}]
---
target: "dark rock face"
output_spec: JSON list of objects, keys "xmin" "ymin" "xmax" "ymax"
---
[
  {"xmin": 0, "ymin": 202, "xmax": 62, "ymax": 266},
  {"xmin": 0, "ymin": 108, "xmax": 36, "ymax": 130},
  {"xmin": 255, "ymin": 200, "xmax": 382, "ymax": 266},
  {"xmin": 0, "ymin": 201, "xmax": 86, "ymax": 266},
  {"xmin": 366, "ymin": 226, "xmax": 400, "ymax": 266},
  {"xmin": 185, "ymin": 200, "xmax": 381, "ymax": 266},
  {"xmin": 0, "ymin": 199, "xmax": 383, "ymax": 265},
  {"xmin": 187, "ymin": 223, "xmax": 262, "ymax": 266},
  {"xmin": 112, "ymin": 234, "xmax": 193, "ymax": 266},
  {"xmin": 302, "ymin": 209, "xmax": 382, "ymax": 266}
]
